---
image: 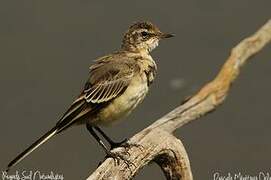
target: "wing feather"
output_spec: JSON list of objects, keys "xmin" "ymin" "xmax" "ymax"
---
[
  {"xmin": 102, "ymin": 83, "xmax": 112, "ymax": 100},
  {"xmin": 95, "ymin": 84, "xmax": 106, "ymax": 102},
  {"xmin": 114, "ymin": 81, "xmax": 124, "ymax": 96},
  {"xmin": 84, "ymin": 59, "xmax": 138, "ymax": 104}
]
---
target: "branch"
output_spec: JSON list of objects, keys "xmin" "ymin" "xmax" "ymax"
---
[
  {"xmin": 88, "ymin": 129, "xmax": 192, "ymax": 180},
  {"xmin": 87, "ymin": 19, "xmax": 271, "ymax": 180}
]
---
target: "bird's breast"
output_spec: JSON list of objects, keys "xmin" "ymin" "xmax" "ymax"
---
[{"xmin": 95, "ymin": 75, "xmax": 149, "ymax": 126}]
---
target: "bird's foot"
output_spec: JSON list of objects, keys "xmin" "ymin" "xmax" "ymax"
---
[
  {"xmin": 110, "ymin": 138, "xmax": 128, "ymax": 150},
  {"xmin": 105, "ymin": 150, "xmax": 135, "ymax": 168}
]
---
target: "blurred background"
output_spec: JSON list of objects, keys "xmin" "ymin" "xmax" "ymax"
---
[{"xmin": 0, "ymin": 0, "xmax": 270, "ymax": 179}]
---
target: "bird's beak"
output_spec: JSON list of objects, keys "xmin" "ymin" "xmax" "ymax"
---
[{"xmin": 160, "ymin": 33, "xmax": 175, "ymax": 39}]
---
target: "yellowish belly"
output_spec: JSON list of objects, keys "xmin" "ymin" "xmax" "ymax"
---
[{"xmin": 95, "ymin": 76, "xmax": 148, "ymax": 126}]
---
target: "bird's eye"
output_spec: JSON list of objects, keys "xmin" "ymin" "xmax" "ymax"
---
[{"xmin": 141, "ymin": 31, "xmax": 148, "ymax": 37}]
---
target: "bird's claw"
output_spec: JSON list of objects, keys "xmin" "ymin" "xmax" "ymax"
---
[{"xmin": 105, "ymin": 151, "xmax": 135, "ymax": 168}]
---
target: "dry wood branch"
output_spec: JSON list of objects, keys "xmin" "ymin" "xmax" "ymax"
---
[
  {"xmin": 87, "ymin": 19, "xmax": 271, "ymax": 180},
  {"xmin": 88, "ymin": 130, "xmax": 192, "ymax": 180}
]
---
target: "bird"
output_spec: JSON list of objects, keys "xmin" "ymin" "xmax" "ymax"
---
[{"xmin": 6, "ymin": 21, "xmax": 174, "ymax": 172}]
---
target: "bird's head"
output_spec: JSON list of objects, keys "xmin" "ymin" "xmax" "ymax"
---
[{"xmin": 121, "ymin": 21, "xmax": 174, "ymax": 53}]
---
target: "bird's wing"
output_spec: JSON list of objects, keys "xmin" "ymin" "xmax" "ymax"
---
[
  {"xmin": 84, "ymin": 59, "xmax": 136, "ymax": 103},
  {"xmin": 55, "ymin": 56, "xmax": 139, "ymax": 131}
]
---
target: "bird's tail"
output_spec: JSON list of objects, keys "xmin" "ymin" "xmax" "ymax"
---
[
  {"xmin": 6, "ymin": 97, "xmax": 89, "ymax": 172},
  {"xmin": 6, "ymin": 126, "xmax": 58, "ymax": 172}
]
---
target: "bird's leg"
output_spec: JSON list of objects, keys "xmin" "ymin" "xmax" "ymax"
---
[
  {"xmin": 94, "ymin": 126, "xmax": 127, "ymax": 150},
  {"xmin": 86, "ymin": 124, "xmax": 109, "ymax": 153},
  {"xmin": 94, "ymin": 126, "xmax": 143, "ymax": 152},
  {"xmin": 86, "ymin": 124, "xmax": 131, "ymax": 166}
]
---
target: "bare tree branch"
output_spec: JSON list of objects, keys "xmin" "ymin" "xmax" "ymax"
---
[
  {"xmin": 88, "ymin": 129, "xmax": 193, "ymax": 180},
  {"xmin": 87, "ymin": 19, "xmax": 271, "ymax": 180}
]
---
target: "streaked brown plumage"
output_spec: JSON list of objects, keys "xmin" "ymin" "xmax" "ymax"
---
[{"xmin": 6, "ymin": 21, "xmax": 174, "ymax": 171}]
